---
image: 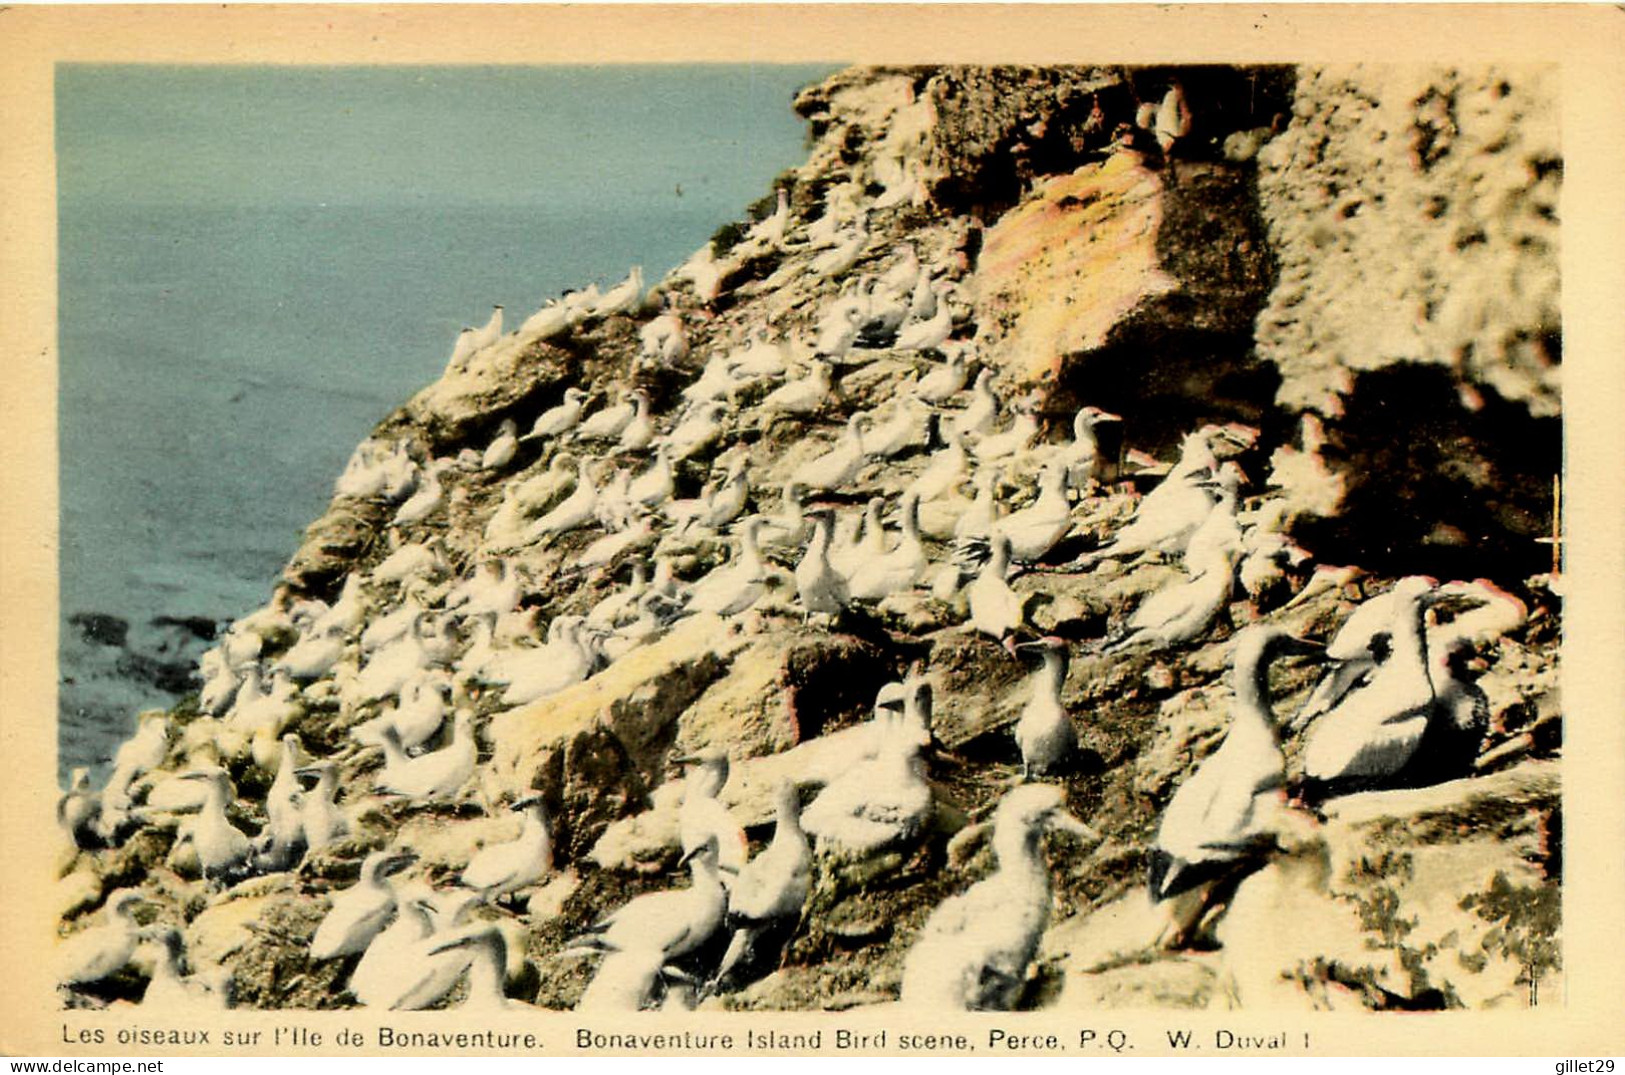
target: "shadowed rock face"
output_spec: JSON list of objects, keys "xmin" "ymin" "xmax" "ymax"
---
[{"xmin": 60, "ymin": 63, "xmax": 1559, "ymax": 1017}]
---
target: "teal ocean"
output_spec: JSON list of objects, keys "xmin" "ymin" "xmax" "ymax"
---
[{"xmin": 56, "ymin": 64, "xmax": 833, "ymax": 780}]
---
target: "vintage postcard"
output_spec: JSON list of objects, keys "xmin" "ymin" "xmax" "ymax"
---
[{"xmin": 2, "ymin": 3, "xmax": 1622, "ymax": 1060}]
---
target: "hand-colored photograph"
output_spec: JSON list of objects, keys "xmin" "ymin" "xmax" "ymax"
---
[{"xmin": 52, "ymin": 56, "xmax": 1564, "ymax": 1016}]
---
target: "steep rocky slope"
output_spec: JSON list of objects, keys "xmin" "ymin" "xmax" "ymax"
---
[{"xmin": 56, "ymin": 63, "xmax": 1560, "ymax": 1015}]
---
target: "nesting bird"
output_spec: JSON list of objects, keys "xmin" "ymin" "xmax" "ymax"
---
[{"xmin": 899, "ymin": 784, "xmax": 1093, "ymax": 1009}]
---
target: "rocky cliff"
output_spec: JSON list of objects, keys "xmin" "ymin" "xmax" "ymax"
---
[{"xmin": 56, "ymin": 63, "xmax": 1561, "ymax": 1015}]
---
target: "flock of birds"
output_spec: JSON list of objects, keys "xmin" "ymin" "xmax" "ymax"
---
[{"xmin": 56, "ymin": 96, "xmax": 1533, "ymax": 1013}]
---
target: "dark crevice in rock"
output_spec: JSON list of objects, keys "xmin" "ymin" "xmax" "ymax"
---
[{"xmin": 1293, "ymin": 362, "xmax": 1562, "ymax": 581}]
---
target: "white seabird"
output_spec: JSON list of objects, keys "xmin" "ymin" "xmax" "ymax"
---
[
  {"xmin": 569, "ymin": 835, "xmax": 730, "ymax": 968},
  {"xmin": 1012, "ymin": 637, "xmax": 1078, "ymax": 778},
  {"xmin": 801, "ymin": 683, "xmax": 933, "ymax": 856},
  {"xmin": 967, "ymin": 533, "xmax": 1027, "ymax": 641},
  {"xmin": 1148, "ymin": 627, "xmax": 1324, "ymax": 945},
  {"xmin": 309, "ymin": 848, "xmax": 418, "ymax": 961},
  {"xmin": 522, "ymin": 387, "xmax": 588, "ymax": 442},
  {"xmin": 423, "ymin": 925, "xmax": 534, "ymax": 1011},
  {"xmin": 576, "ymin": 391, "xmax": 637, "ymax": 442},
  {"xmin": 461, "ymin": 795, "xmax": 553, "ymax": 906},
  {"xmin": 59, "ymin": 889, "xmax": 148, "ymax": 989},
  {"xmin": 174, "ymin": 767, "xmax": 252, "ymax": 886},
  {"xmin": 847, "ymin": 492, "xmax": 929, "ymax": 602},
  {"xmin": 140, "ymin": 928, "xmax": 229, "ymax": 1010},
  {"xmin": 899, "ymin": 783, "xmax": 1093, "ymax": 1009},
  {"xmin": 912, "ymin": 349, "xmax": 969, "ymax": 404},
  {"xmin": 794, "ymin": 509, "xmax": 851, "ymax": 618},
  {"xmin": 376, "ymin": 708, "xmax": 477, "ymax": 803},
  {"xmin": 996, "ymin": 458, "xmax": 1072, "ymax": 563},
  {"xmin": 482, "ymin": 419, "xmax": 519, "ymax": 471},
  {"xmin": 676, "ymin": 749, "xmax": 749, "ymax": 876},
  {"xmin": 296, "ymin": 760, "xmax": 350, "ymax": 853},
  {"xmin": 712, "ymin": 779, "xmax": 813, "ymax": 990},
  {"xmin": 760, "ymin": 360, "xmax": 833, "ymax": 418}
]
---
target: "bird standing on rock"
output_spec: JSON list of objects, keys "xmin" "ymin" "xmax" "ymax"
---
[
  {"xmin": 900, "ymin": 784, "xmax": 1094, "ymax": 1009},
  {"xmin": 1012, "ymin": 637, "xmax": 1077, "ymax": 778},
  {"xmin": 461, "ymin": 795, "xmax": 553, "ymax": 907},
  {"xmin": 310, "ymin": 848, "xmax": 418, "ymax": 962},
  {"xmin": 1148, "ymin": 627, "xmax": 1324, "ymax": 947}
]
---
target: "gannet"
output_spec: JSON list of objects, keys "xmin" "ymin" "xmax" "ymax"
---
[
  {"xmin": 640, "ymin": 309, "xmax": 689, "ymax": 367},
  {"xmin": 575, "ymin": 948, "xmax": 674, "ymax": 1012},
  {"xmin": 686, "ymin": 517, "xmax": 772, "ymax": 617},
  {"xmin": 731, "ymin": 330, "xmax": 790, "ymax": 381},
  {"xmin": 58, "ymin": 768, "xmax": 100, "ymax": 849},
  {"xmin": 832, "ymin": 497, "xmax": 888, "ymax": 583},
  {"xmin": 810, "ymin": 228, "xmax": 866, "ymax": 279},
  {"xmin": 848, "ymin": 492, "xmax": 928, "ymax": 601},
  {"xmin": 359, "ymin": 586, "xmax": 429, "ymax": 654},
  {"xmin": 951, "ymin": 370, "xmax": 1000, "ymax": 439},
  {"xmin": 310, "ymin": 848, "xmax": 418, "ymax": 961},
  {"xmin": 499, "ymin": 617, "xmax": 593, "ymax": 705},
  {"xmin": 683, "ymin": 353, "xmax": 743, "ymax": 406},
  {"xmin": 753, "ymin": 186, "xmax": 791, "ymax": 248},
  {"xmin": 894, "ymin": 295, "xmax": 954, "ymax": 354},
  {"xmin": 353, "ymin": 616, "xmax": 436, "ymax": 705},
  {"xmin": 198, "ymin": 649, "xmax": 244, "ymax": 716},
  {"xmin": 913, "ymin": 349, "xmax": 970, "ymax": 404},
  {"xmin": 175, "ymin": 768, "xmax": 252, "ymax": 886},
  {"xmin": 953, "ymin": 467, "xmax": 1002, "ymax": 544},
  {"xmin": 446, "ymin": 558, "xmax": 521, "ymax": 619},
  {"xmin": 676, "ymin": 749, "xmax": 749, "ymax": 875},
  {"xmin": 371, "ymin": 533, "xmax": 448, "ymax": 586},
  {"xmin": 376, "ymin": 708, "xmax": 477, "ymax": 803},
  {"xmin": 1154, "ymin": 80, "xmax": 1193, "ymax": 155},
  {"xmin": 757, "ymin": 482, "xmax": 813, "ymax": 552},
  {"xmin": 350, "ymin": 889, "xmax": 437, "ymax": 1009},
  {"xmin": 794, "ymin": 509, "xmax": 850, "ymax": 618},
  {"xmin": 111, "ymin": 709, "xmax": 171, "ymax": 780},
  {"xmin": 1149, "ymin": 627, "xmax": 1323, "ymax": 945},
  {"xmin": 592, "ymin": 265, "xmax": 646, "ymax": 319},
  {"xmin": 461, "ymin": 795, "xmax": 552, "ymax": 906},
  {"xmin": 577, "ymin": 513, "xmax": 659, "ymax": 572},
  {"xmin": 997, "ymin": 459, "xmax": 1072, "ymax": 563},
  {"xmin": 470, "ymin": 305, "xmax": 504, "ymax": 352},
  {"xmin": 1181, "ymin": 464, "xmax": 1246, "ymax": 568},
  {"xmin": 664, "ymin": 400, "xmax": 729, "ymax": 461},
  {"xmin": 352, "ymin": 671, "xmax": 450, "ymax": 752},
  {"xmin": 617, "ymin": 392, "xmax": 656, "ymax": 453},
  {"xmin": 1297, "ymin": 577, "xmax": 1444, "ymax": 798},
  {"xmin": 276, "ymin": 621, "xmax": 348, "ymax": 682},
  {"xmin": 791, "ymin": 414, "xmax": 867, "ymax": 494},
  {"xmin": 700, "ymin": 461, "xmax": 750, "ymax": 529},
  {"xmin": 712, "ymin": 780, "xmax": 812, "ymax": 990},
  {"xmin": 59, "ymin": 889, "xmax": 147, "ymax": 989},
  {"xmin": 1055, "ymin": 406, "xmax": 1121, "ymax": 492},
  {"xmin": 587, "ymin": 561, "xmax": 650, "ymax": 629},
  {"xmin": 761, "ymin": 360, "xmax": 833, "ymax": 418},
  {"xmin": 967, "ymin": 534, "xmax": 1027, "ymax": 641},
  {"xmin": 577, "ymin": 391, "xmax": 637, "ymax": 442},
  {"xmin": 1012, "ymin": 638, "xmax": 1077, "ymax": 778},
  {"xmin": 971, "ymin": 407, "xmax": 1040, "ymax": 465},
  {"xmin": 482, "ymin": 419, "xmax": 519, "ymax": 471},
  {"xmin": 862, "ymin": 399, "xmax": 932, "ymax": 460},
  {"xmin": 297, "ymin": 761, "xmax": 350, "ymax": 853},
  {"xmin": 1104, "ymin": 539, "xmax": 1239, "ymax": 653},
  {"xmin": 1289, "ymin": 575, "xmax": 1436, "ymax": 732},
  {"xmin": 445, "ymin": 327, "xmax": 478, "ymax": 376},
  {"xmin": 906, "ymin": 431, "xmax": 971, "ymax": 505},
  {"xmin": 371, "ymin": 892, "xmax": 484, "ymax": 1011},
  {"xmin": 140, "ymin": 928, "xmax": 228, "ymax": 1009},
  {"xmin": 627, "ymin": 447, "xmax": 676, "ymax": 509},
  {"xmin": 899, "ymin": 784, "xmax": 1093, "ymax": 1009},
  {"xmin": 801, "ymin": 686, "xmax": 933, "ymax": 856},
  {"xmin": 522, "ymin": 387, "xmax": 587, "ymax": 442},
  {"xmin": 571, "ymin": 836, "xmax": 729, "ymax": 968},
  {"xmin": 564, "ymin": 283, "xmax": 602, "ymax": 323},
  {"xmin": 422, "ymin": 925, "xmax": 536, "ymax": 1011},
  {"xmin": 679, "ymin": 242, "xmax": 725, "ymax": 305},
  {"xmin": 391, "ymin": 461, "xmax": 450, "ymax": 527},
  {"xmin": 520, "ymin": 458, "xmax": 599, "ymax": 543},
  {"xmin": 517, "ymin": 298, "xmax": 571, "ymax": 344},
  {"xmin": 264, "ymin": 733, "xmax": 309, "ymax": 840}
]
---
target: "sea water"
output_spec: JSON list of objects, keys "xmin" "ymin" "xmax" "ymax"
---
[{"xmin": 56, "ymin": 64, "xmax": 835, "ymax": 781}]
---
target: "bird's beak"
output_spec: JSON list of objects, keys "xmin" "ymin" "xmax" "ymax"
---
[
  {"xmin": 678, "ymin": 845, "xmax": 702, "ymax": 867},
  {"xmin": 1050, "ymin": 812, "xmax": 1099, "ymax": 841},
  {"xmin": 1279, "ymin": 636, "xmax": 1328, "ymax": 662},
  {"xmin": 382, "ymin": 850, "xmax": 419, "ymax": 875},
  {"xmin": 178, "ymin": 771, "xmax": 211, "ymax": 782},
  {"xmin": 426, "ymin": 935, "xmax": 475, "ymax": 957},
  {"xmin": 510, "ymin": 794, "xmax": 544, "ymax": 812},
  {"xmin": 1094, "ymin": 410, "xmax": 1123, "ymax": 423},
  {"xmin": 294, "ymin": 766, "xmax": 323, "ymax": 778}
]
